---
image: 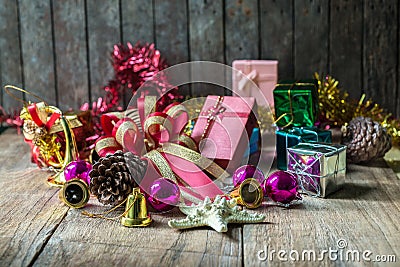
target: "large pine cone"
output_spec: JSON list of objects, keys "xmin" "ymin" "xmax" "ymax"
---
[
  {"xmin": 342, "ymin": 116, "xmax": 392, "ymax": 163},
  {"xmin": 89, "ymin": 150, "xmax": 148, "ymax": 205}
]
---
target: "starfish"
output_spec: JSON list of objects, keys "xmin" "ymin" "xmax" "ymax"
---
[{"xmin": 168, "ymin": 195, "xmax": 266, "ymax": 232}]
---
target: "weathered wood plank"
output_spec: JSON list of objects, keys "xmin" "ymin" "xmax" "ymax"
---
[
  {"xmin": 19, "ymin": 0, "xmax": 56, "ymax": 104},
  {"xmin": 87, "ymin": 0, "xmax": 121, "ymax": 103},
  {"xmin": 294, "ymin": 0, "xmax": 329, "ymax": 78},
  {"xmin": 330, "ymin": 0, "xmax": 363, "ymax": 99},
  {"xmin": 0, "ymin": 128, "xmax": 69, "ymax": 266},
  {"xmin": 154, "ymin": 0, "xmax": 190, "ymax": 96},
  {"xmin": 260, "ymin": 0, "xmax": 294, "ymax": 79},
  {"xmin": 189, "ymin": 0, "xmax": 225, "ymax": 96},
  {"xmin": 121, "ymin": 0, "xmax": 154, "ymax": 44},
  {"xmin": 225, "ymin": 0, "xmax": 259, "ymax": 64},
  {"xmin": 53, "ymin": 0, "xmax": 89, "ymax": 110},
  {"xmin": 363, "ymin": 0, "xmax": 398, "ymax": 117},
  {"xmin": 0, "ymin": 0, "xmax": 24, "ymax": 111},
  {"xmin": 33, "ymin": 204, "xmax": 242, "ymax": 266},
  {"xmin": 0, "ymin": 128, "xmax": 32, "ymax": 174},
  {"xmin": 243, "ymin": 162, "xmax": 400, "ymax": 266}
]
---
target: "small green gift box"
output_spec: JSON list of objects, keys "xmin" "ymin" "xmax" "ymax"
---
[{"xmin": 273, "ymin": 79, "xmax": 319, "ymax": 127}]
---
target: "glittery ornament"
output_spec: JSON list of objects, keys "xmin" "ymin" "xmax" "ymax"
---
[
  {"xmin": 232, "ymin": 165, "xmax": 265, "ymax": 191},
  {"xmin": 265, "ymin": 171, "xmax": 299, "ymax": 205},
  {"xmin": 148, "ymin": 178, "xmax": 181, "ymax": 212},
  {"xmin": 64, "ymin": 160, "xmax": 92, "ymax": 185}
]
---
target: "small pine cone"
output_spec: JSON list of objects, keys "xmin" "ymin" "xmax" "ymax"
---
[
  {"xmin": 89, "ymin": 150, "xmax": 148, "ymax": 206},
  {"xmin": 342, "ymin": 116, "xmax": 392, "ymax": 163}
]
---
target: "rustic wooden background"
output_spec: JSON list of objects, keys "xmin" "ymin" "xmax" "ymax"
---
[{"xmin": 0, "ymin": 0, "xmax": 399, "ymax": 117}]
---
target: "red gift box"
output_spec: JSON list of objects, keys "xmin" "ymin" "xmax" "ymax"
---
[
  {"xmin": 232, "ymin": 60, "xmax": 278, "ymax": 107},
  {"xmin": 191, "ymin": 96, "xmax": 257, "ymax": 173}
]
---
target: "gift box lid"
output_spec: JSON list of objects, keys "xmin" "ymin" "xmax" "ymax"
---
[
  {"xmin": 288, "ymin": 143, "xmax": 346, "ymax": 156},
  {"xmin": 232, "ymin": 60, "xmax": 278, "ymax": 107}
]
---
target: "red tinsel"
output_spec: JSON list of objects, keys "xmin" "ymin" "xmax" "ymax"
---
[
  {"xmin": 111, "ymin": 42, "xmax": 180, "ymax": 109},
  {"xmin": 0, "ymin": 106, "xmax": 23, "ymax": 130}
]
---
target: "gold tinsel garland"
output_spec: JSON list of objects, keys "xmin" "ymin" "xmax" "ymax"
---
[{"xmin": 315, "ymin": 73, "xmax": 400, "ymax": 146}]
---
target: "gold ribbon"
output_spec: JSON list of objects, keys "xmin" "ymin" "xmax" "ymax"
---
[{"xmin": 160, "ymin": 143, "xmax": 230, "ymax": 180}]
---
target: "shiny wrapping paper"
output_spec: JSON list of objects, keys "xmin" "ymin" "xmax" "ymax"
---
[
  {"xmin": 273, "ymin": 79, "xmax": 318, "ymax": 127},
  {"xmin": 287, "ymin": 143, "xmax": 346, "ymax": 198},
  {"xmin": 276, "ymin": 127, "xmax": 332, "ymax": 170}
]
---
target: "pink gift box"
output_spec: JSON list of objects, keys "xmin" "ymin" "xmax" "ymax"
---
[
  {"xmin": 232, "ymin": 60, "xmax": 278, "ymax": 107},
  {"xmin": 191, "ymin": 96, "xmax": 257, "ymax": 173}
]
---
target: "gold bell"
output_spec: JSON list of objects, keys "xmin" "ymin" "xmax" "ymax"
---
[
  {"xmin": 121, "ymin": 188, "xmax": 152, "ymax": 227},
  {"xmin": 230, "ymin": 178, "xmax": 264, "ymax": 209},
  {"xmin": 59, "ymin": 178, "xmax": 90, "ymax": 208}
]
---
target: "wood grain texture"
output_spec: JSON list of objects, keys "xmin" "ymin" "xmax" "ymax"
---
[
  {"xmin": 19, "ymin": 0, "xmax": 56, "ymax": 104},
  {"xmin": 189, "ymin": 0, "xmax": 225, "ymax": 96},
  {"xmin": 53, "ymin": 0, "xmax": 89, "ymax": 110},
  {"xmin": 244, "ymin": 162, "xmax": 400, "ymax": 266},
  {"xmin": 363, "ymin": 0, "xmax": 398, "ymax": 116},
  {"xmin": 0, "ymin": 128, "xmax": 69, "ymax": 266},
  {"xmin": 1, "ymin": 132, "xmax": 400, "ymax": 266},
  {"xmin": 260, "ymin": 0, "xmax": 294, "ymax": 79},
  {"xmin": 0, "ymin": 0, "xmax": 23, "ymax": 111},
  {"xmin": 121, "ymin": 0, "xmax": 154, "ymax": 44},
  {"xmin": 225, "ymin": 0, "xmax": 259, "ymax": 64},
  {"xmin": 294, "ymin": 0, "xmax": 329, "ymax": 78},
  {"xmin": 33, "ymin": 205, "xmax": 242, "ymax": 266},
  {"xmin": 154, "ymin": 0, "xmax": 190, "ymax": 96},
  {"xmin": 330, "ymin": 0, "xmax": 363, "ymax": 99},
  {"xmin": 87, "ymin": 0, "xmax": 121, "ymax": 103}
]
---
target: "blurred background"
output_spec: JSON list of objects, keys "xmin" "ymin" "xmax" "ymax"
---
[{"xmin": 0, "ymin": 0, "xmax": 399, "ymax": 116}]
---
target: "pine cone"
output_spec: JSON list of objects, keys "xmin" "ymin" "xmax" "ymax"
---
[
  {"xmin": 89, "ymin": 150, "xmax": 148, "ymax": 205},
  {"xmin": 342, "ymin": 116, "xmax": 392, "ymax": 163}
]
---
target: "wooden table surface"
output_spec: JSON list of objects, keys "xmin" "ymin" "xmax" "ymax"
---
[{"xmin": 0, "ymin": 128, "xmax": 399, "ymax": 267}]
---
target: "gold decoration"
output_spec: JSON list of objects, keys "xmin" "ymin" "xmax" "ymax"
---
[
  {"xmin": 121, "ymin": 188, "xmax": 152, "ymax": 227},
  {"xmin": 315, "ymin": 73, "xmax": 400, "ymax": 146}
]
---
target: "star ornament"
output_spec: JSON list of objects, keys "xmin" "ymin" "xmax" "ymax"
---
[{"xmin": 168, "ymin": 195, "xmax": 266, "ymax": 232}]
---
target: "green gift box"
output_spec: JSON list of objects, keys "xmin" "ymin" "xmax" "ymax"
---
[{"xmin": 273, "ymin": 79, "xmax": 319, "ymax": 127}]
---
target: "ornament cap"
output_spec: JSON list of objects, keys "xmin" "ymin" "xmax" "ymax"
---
[
  {"xmin": 121, "ymin": 188, "xmax": 152, "ymax": 227},
  {"xmin": 59, "ymin": 178, "xmax": 90, "ymax": 209},
  {"xmin": 230, "ymin": 178, "xmax": 264, "ymax": 209}
]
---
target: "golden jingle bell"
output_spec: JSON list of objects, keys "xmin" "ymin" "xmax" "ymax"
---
[
  {"xmin": 230, "ymin": 178, "xmax": 264, "ymax": 209},
  {"xmin": 59, "ymin": 178, "xmax": 90, "ymax": 209},
  {"xmin": 121, "ymin": 188, "xmax": 152, "ymax": 227}
]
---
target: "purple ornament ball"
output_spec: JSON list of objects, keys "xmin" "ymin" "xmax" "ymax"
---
[
  {"xmin": 233, "ymin": 165, "xmax": 265, "ymax": 189},
  {"xmin": 64, "ymin": 160, "xmax": 92, "ymax": 185},
  {"xmin": 265, "ymin": 171, "xmax": 299, "ymax": 205},
  {"xmin": 148, "ymin": 178, "xmax": 181, "ymax": 212}
]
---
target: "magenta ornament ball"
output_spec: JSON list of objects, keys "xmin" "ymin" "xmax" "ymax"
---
[
  {"xmin": 64, "ymin": 160, "xmax": 92, "ymax": 185},
  {"xmin": 232, "ymin": 165, "xmax": 265, "ymax": 189},
  {"xmin": 265, "ymin": 171, "xmax": 299, "ymax": 205},
  {"xmin": 148, "ymin": 178, "xmax": 181, "ymax": 212}
]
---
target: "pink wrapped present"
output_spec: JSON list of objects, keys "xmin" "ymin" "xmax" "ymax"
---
[
  {"xmin": 232, "ymin": 60, "xmax": 278, "ymax": 107},
  {"xmin": 191, "ymin": 96, "xmax": 257, "ymax": 173}
]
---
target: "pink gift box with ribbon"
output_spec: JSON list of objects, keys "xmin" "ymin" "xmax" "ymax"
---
[
  {"xmin": 191, "ymin": 96, "xmax": 257, "ymax": 173},
  {"xmin": 232, "ymin": 60, "xmax": 278, "ymax": 107}
]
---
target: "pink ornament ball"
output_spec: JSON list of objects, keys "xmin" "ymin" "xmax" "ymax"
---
[
  {"xmin": 148, "ymin": 178, "xmax": 180, "ymax": 212},
  {"xmin": 265, "ymin": 171, "xmax": 299, "ymax": 205},
  {"xmin": 64, "ymin": 160, "xmax": 92, "ymax": 185},
  {"xmin": 232, "ymin": 165, "xmax": 265, "ymax": 188}
]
